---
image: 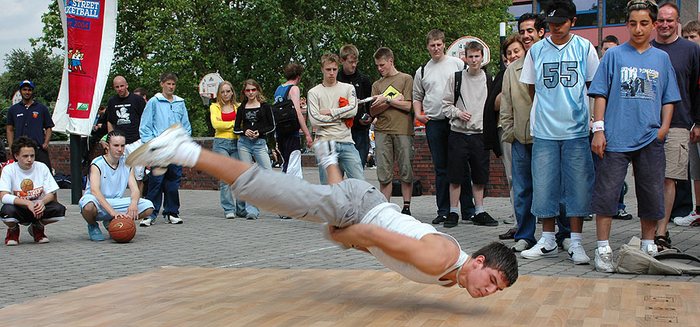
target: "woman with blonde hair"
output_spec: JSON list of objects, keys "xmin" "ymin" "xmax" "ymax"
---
[
  {"xmin": 233, "ymin": 79, "xmax": 275, "ymax": 219},
  {"xmin": 210, "ymin": 81, "xmax": 247, "ymax": 218}
]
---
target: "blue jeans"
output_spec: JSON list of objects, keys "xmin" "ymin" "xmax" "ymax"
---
[
  {"xmin": 352, "ymin": 127, "xmax": 370, "ymax": 168},
  {"xmin": 532, "ymin": 137, "xmax": 593, "ymax": 218},
  {"xmin": 425, "ymin": 119, "xmax": 474, "ymax": 217},
  {"xmin": 238, "ymin": 136, "xmax": 272, "ymax": 216},
  {"xmin": 512, "ymin": 141, "xmax": 570, "ymax": 244},
  {"xmin": 146, "ymin": 164, "xmax": 182, "ymax": 219},
  {"xmin": 213, "ymin": 138, "xmax": 246, "ymax": 216},
  {"xmin": 318, "ymin": 142, "xmax": 365, "ymax": 184}
]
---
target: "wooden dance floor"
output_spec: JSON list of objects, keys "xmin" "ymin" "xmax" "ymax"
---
[{"xmin": 0, "ymin": 267, "xmax": 697, "ymax": 326}]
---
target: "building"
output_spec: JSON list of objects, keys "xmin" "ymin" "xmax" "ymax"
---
[{"xmin": 508, "ymin": 0, "xmax": 700, "ymax": 48}]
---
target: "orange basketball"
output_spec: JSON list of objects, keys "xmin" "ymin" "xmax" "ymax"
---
[{"xmin": 108, "ymin": 218, "xmax": 136, "ymax": 243}]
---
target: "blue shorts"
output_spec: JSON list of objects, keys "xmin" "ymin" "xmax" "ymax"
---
[
  {"xmin": 531, "ymin": 137, "xmax": 593, "ymax": 218},
  {"xmin": 79, "ymin": 194, "xmax": 154, "ymax": 221}
]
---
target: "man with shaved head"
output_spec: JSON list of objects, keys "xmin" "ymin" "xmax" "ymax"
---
[{"xmin": 104, "ymin": 76, "xmax": 147, "ymax": 189}]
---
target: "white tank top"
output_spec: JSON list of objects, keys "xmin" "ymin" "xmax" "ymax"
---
[
  {"xmin": 85, "ymin": 155, "xmax": 130, "ymax": 199},
  {"xmin": 360, "ymin": 203, "xmax": 469, "ymax": 285}
]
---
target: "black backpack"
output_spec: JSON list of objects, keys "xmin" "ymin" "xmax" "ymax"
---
[{"xmin": 272, "ymin": 85, "xmax": 301, "ymax": 136}]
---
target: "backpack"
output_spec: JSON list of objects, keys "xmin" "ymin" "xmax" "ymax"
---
[
  {"xmin": 452, "ymin": 69, "xmax": 492, "ymax": 105},
  {"xmin": 615, "ymin": 237, "xmax": 700, "ymax": 275},
  {"xmin": 272, "ymin": 85, "xmax": 300, "ymax": 136}
]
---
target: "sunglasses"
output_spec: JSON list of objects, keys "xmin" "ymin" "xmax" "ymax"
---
[{"xmin": 244, "ymin": 88, "xmax": 257, "ymax": 93}]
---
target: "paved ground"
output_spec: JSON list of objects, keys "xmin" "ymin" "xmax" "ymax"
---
[{"xmin": 1, "ymin": 168, "xmax": 699, "ymax": 308}]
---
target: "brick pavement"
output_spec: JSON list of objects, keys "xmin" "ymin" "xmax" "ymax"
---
[{"xmin": 0, "ymin": 168, "xmax": 698, "ymax": 308}]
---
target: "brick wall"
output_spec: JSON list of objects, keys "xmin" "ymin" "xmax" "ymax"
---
[{"xmin": 49, "ymin": 134, "xmax": 509, "ymax": 197}]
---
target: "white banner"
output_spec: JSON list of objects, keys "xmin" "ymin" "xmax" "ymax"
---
[{"xmin": 52, "ymin": 0, "xmax": 118, "ymax": 136}]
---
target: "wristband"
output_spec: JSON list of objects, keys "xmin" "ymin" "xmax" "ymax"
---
[
  {"xmin": 2, "ymin": 194, "xmax": 17, "ymax": 205},
  {"xmin": 591, "ymin": 120, "xmax": 605, "ymax": 133}
]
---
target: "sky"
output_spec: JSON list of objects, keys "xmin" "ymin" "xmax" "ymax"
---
[{"xmin": 0, "ymin": 0, "xmax": 54, "ymax": 72}]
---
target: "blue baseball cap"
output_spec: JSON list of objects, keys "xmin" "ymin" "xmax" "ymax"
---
[{"xmin": 19, "ymin": 80, "xmax": 35, "ymax": 89}]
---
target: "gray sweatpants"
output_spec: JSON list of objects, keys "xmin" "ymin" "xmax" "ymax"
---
[{"xmin": 230, "ymin": 165, "xmax": 385, "ymax": 227}]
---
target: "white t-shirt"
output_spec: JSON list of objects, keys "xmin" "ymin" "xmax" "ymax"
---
[
  {"xmin": 361, "ymin": 202, "xmax": 469, "ymax": 285},
  {"xmin": 413, "ymin": 56, "xmax": 465, "ymax": 119},
  {"xmin": 0, "ymin": 162, "xmax": 59, "ymax": 201}
]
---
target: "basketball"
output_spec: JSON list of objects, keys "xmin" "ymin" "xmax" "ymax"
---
[{"xmin": 108, "ymin": 218, "xmax": 136, "ymax": 243}]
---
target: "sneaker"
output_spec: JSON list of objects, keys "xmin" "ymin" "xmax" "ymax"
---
[
  {"xmin": 583, "ymin": 214, "xmax": 594, "ymax": 221},
  {"xmin": 594, "ymin": 245, "xmax": 614, "ymax": 273},
  {"xmin": 126, "ymin": 124, "xmax": 197, "ymax": 168},
  {"xmin": 567, "ymin": 244, "xmax": 590, "ymax": 265},
  {"xmin": 499, "ymin": 228, "xmax": 517, "ymax": 240},
  {"xmin": 461, "ymin": 213, "xmax": 474, "ymax": 222},
  {"xmin": 246, "ymin": 212, "xmax": 259, "ymax": 220},
  {"xmin": 561, "ymin": 238, "xmax": 572, "ymax": 252},
  {"xmin": 87, "ymin": 223, "xmax": 105, "ymax": 242},
  {"xmin": 401, "ymin": 207, "xmax": 411, "ymax": 215},
  {"xmin": 642, "ymin": 243, "xmax": 658, "ymax": 256},
  {"xmin": 432, "ymin": 215, "xmax": 447, "ymax": 224},
  {"xmin": 5, "ymin": 227, "xmax": 19, "ymax": 246},
  {"xmin": 102, "ymin": 219, "xmax": 111, "ymax": 231},
  {"xmin": 673, "ymin": 211, "xmax": 700, "ymax": 226},
  {"xmin": 612, "ymin": 208, "xmax": 633, "ymax": 220},
  {"xmin": 472, "ymin": 212, "xmax": 498, "ymax": 226},
  {"xmin": 521, "ymin": 238, "xmax": 558, "ymax": 259},
  {"xmin": 511, "ymin": 239, "xmax": 531, "ymax": 252},
  {"xmin": 28, "ymin": 224, "xmax": 49, "ymax": 243},
  {"xmin": 140, "ymin": 217, "xmax": 153, "ymax": 227},
  {"xmin": 225, "ymin": 213, "xmax": 237, "ymax": 219},
  {"xmin": 166, "ymin": 215, "xmax": 183, "ymax": 224},
  {"xmin": 279, "ymin": 215, "xmax": 292, "ymax": 220},
  {"xmin": 444, "ymin": 212, "xmax": 459, "ymax": 228}
]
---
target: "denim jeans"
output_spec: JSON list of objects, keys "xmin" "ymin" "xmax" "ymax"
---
[
  {"xmin": 352, "ymin": 127, "xmax": 370, "ymax": 168},
  {"xmin": 532, "ymin": 137, "xmax": 593, "ymax": 218},
  {"xmin": 146, "ymin": 164, "xmax": 182, "ymax": 219},
  {"xmin": 318, "ymin": 142, "xmax": 365, "ymax": 184},
  {"xmin": 238, "ymin": 136, "xmax": 272, "ymax": 216},
  {"xmin": 425, "ymin": 119, "xmax": 474, "ymax": 217},
  {"xmin": 213, "ymin": 138, "xmax": 246, "ymax": 216},
  {"xmin": 511, "ymin": 141, "xmax": 570, "ymax": 245}
]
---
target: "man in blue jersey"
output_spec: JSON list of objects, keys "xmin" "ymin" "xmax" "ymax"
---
[
  {"xmin": 80, "ymin": 131, "xmax": 154, "ymax": 241},
  {"xmin": 519, "ymin": 0, "xmax": 600, "ymax": 265},
  {"xmin": 589, "ymin": 0, "xmax": 680, "ymax": 272}
]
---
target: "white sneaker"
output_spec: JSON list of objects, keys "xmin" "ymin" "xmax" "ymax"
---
[
  {"xmin": 673, "ymin": 211, "xmax": 700, "ymax": 226},
  {"xmin": 511, "ymin": 239, "xmax": 531, "ymax": 252},
  {"xmin": 567, "ymin": 244, "xmax": 590, "ymax": 265},
  {"xmin": 225, "ymin": 213, "xmax": 237, "ymax": 219},
  {"xmin": 594, "ymin": 245, "xmax": 614, "ymax": 273},
  {"xmin": 561, "ymin": 238, "xmax": 572, "ymax": 252},
  {"xmin": 140, "ymin": 218, "xmax": 153, "ymax": 227},
  {"xmin": 642, "ymin": 243, "xmax": 658, "ymax": 256},
  {"xmin": 521, "ymin": 238, "xmax": 558, "ymax": 259},
  {"xmin": 166, "ymin": 215, "xmax": 183, "ymax": 224},
  {"xmin": 126, "ymin": 124, "xmax": 198, "ymax": 168}
]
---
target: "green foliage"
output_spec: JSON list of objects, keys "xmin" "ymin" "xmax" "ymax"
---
[{"xmin": 32, "ymin": 0, "xmax": 511, "ymax": 137}]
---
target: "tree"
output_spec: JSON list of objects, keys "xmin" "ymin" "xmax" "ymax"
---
[{"xmin": 34, "ymin": 0, "xmax": 512, "ymax": 136}]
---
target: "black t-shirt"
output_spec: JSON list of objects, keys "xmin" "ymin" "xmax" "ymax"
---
[
  {"xmin": 651, "ymin": 38, "xmax": 700, "ymax": 128},
  {"xmin": 105, "ymin": 93, "xmax": 146, "ymax": 144},
  {"xmin": 338, "ymin": 69, "xmax": 373, "ymax": 130}
]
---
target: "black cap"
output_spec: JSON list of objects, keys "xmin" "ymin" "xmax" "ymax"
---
[{"xmin": 545, "ymin": 4, "xmax": 576, "ymax": 24}]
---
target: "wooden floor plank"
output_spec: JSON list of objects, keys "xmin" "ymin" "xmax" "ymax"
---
[{"xmin": 0, "ymin": 267, "xmax": 697, "ymax": 326}]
